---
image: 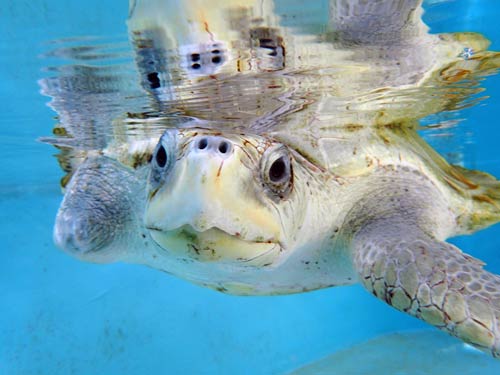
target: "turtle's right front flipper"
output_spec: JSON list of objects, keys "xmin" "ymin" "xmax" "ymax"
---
[
  {"xmin": 353, "ymin": 220, "xmax": 500, "ymax": 358},
  {"xmin": 54, "ymin": 155, "xmax": 146, "ymax": 263}
]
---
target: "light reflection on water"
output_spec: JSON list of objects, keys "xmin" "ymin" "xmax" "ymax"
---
[
  {"xmin": 37, "ymin": 0, "xmax": 500, "ymax": 202},
  {"xmin": 39, "ymin": 2, "xmax": 500, "ymax": 153}
]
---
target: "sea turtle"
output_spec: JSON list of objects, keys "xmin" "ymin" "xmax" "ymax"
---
[{"xmin": 45, "ymin": 0, "xmax": 500, "ymax": 358}]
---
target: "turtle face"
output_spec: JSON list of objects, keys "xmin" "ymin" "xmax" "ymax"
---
[{"xmin": 144, "ymin": 128, "xmax": 305, "ymax": 267}]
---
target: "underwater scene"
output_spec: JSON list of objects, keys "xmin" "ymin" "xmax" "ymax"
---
[{"xmin": 2, "ymin": 0, "xmax": 500, "ymax": 374}]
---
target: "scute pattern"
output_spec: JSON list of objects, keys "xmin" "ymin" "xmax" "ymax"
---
[{"xmin": 354, "ymin": 224, "xmax": 500, "ymax": 357}]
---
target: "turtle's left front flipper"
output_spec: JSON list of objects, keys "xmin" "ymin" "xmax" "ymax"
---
[{"xmin": 353, "ymin": 221, "xmax": 500, "ymax": 358}]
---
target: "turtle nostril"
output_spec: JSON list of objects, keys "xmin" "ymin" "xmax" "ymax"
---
[
  {"xmin": 218, "ymin": 141, "xmax": 230, "ymax": 154},
  {"xmin": 197, "ymin": 138, "xmax": 208, "ymax": 150}
]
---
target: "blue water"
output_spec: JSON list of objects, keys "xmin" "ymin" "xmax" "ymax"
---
[{"xmin": 2, "ymin": 1, "xmax": 500, "ymax": 374}]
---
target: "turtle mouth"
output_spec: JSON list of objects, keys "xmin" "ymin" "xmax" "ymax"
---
[{"xmin": 146, "ymin": 224, "xmax": 282, "ymax": 266}]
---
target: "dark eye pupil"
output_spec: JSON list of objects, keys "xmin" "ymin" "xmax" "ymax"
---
[
  {"xmin": 269, "ymin": 157, "xmax": 287, "ymax": 182},
  {"xmin": 147, "ymin": 72, "xmax": 160, "ymax": 89},
  {"xmin": 155, "ymin": 145, "xmax": 167, "ymax": 168}
]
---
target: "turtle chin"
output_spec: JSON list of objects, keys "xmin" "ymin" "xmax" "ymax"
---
[{"xmin": 147, "ymin": 225, "xmax": 282, "ymax": 267}]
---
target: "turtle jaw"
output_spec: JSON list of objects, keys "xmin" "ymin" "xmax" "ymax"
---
[
  {"xmin": 147, "ymin": 224, "xmax": 282, "ymax": 266},
  {"xmin": 144, "ymin": 130, "xmax": 289, "ymax": 267}
]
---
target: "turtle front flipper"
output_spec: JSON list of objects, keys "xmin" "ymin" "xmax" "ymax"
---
[
  {"xmin": 54, "ymin": 155, "xmax": 146, "ymax": 263},
  {"xmin": 353, "ymin": 220, "xmax": 500, "ymax": 358}
]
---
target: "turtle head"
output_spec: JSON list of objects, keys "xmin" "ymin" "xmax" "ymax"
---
[{"xmin": 144, "ymin": 128, "xmax": 311, "ymax": 268}]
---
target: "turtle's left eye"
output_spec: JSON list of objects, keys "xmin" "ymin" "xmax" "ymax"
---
[
  {"xmin": 261, "ymin": 146, "xmax": 293, "ymax": 199},
  {"xmin": 269, "ymin": 156, "xmax": 289, "ymax": 183}
]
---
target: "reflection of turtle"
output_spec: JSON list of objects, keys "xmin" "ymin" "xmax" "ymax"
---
[
  {"xmin": 49, "ymin": 0, "xmax": 500, "ymax": 358},
  {"xmin": 291, "ymin": 331, "xmax": 500, "ymax": 374}
]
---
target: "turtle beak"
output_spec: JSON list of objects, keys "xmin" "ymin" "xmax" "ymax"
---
[
  {"xmin": 146, "ymin": 134, "xmax": 280, "ymax": 241},
  {"xmin": 144, "ymin": 134, "xmax": 282, "ymax": 263}
]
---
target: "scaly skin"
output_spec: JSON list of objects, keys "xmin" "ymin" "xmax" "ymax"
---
[
  {"xmin": 354, "ymin": 221, "xmax": 500, "ymax": 357},
  {"xmin": 54, "ymin": 155, "xmax": 147, "ymax": 263}
]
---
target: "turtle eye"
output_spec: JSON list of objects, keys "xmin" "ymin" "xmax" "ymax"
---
[
  {"xmin": 147, "ymin": 72, "xmax": 161, "ymax": 89},
  {"xmin": 261, "ymin": 146, "xmax": 293, "ymax": 199},
  {"xmin": 155, "ymin": 145, "xmax": 167, "ymax": 168},
  {"xmin": 269, "ymin": 156, "xmax": 288, "ymax": 183},
  {"xmin": 149, "ymin": 130, "xmax": 178, "ymax": 190}
]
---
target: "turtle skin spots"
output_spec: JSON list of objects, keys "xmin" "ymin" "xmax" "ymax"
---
[{"xmin": 354, "ymin": 224, "xmax": 500, "ymax": 358}]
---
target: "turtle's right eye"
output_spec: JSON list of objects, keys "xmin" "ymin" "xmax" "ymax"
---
[
  {"xmin": 147, "ymin": 72, "xmax": 161, "ymax": 89},
  {"xmin": 155, "ymin": 145, "xmax": 167, "ymax": 168},
  {"xmin": 149, "ymin": 130, "xmax": 178, "ymax": 190}
]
